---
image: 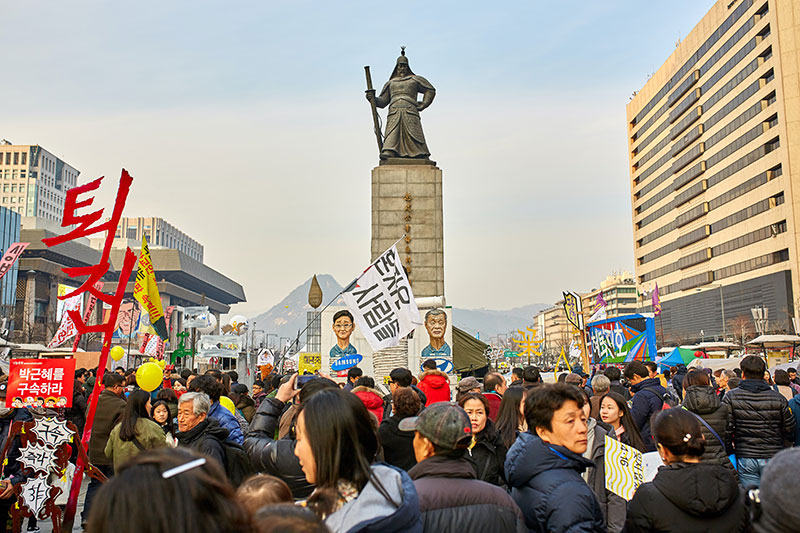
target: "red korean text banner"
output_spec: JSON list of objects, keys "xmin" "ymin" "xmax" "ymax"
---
[{"xmin": 6, "ymin": 358, "xmax": 76, "ymax": 408}]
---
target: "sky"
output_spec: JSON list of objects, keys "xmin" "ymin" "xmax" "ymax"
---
[{"xmin": 0, "ymin": 0, "xmax": 717, "ymax": 318}]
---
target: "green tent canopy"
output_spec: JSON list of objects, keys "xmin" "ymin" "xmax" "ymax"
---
[{"xmin": 453, "ymin": 326, "xmax": 489, "ymax": 373}]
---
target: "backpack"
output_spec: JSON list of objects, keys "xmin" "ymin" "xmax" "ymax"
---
[
  {"xmin": 221, "ymin": 440, "xmax": 254, "ymax": 487},
  {"xmin": 640, "ymin": 387, "xmax": 677, "ymax": 412}
]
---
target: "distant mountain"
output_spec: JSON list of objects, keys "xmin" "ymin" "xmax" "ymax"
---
[
  {"xmin": 452, "ymin": 304, "xmax": 549, "ymax": 339},
  {"xmin": 249, "ymin": 274, "xmax": 344, "ymax": 341},
  {"xmin": 249, "ymin": 274, "xmax": 548, "ymax": 344}
]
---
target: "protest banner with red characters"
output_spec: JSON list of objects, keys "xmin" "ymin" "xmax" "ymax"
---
[{"xmin": 6, "ymin": 359, "xmax": 76, "ymax": 409}]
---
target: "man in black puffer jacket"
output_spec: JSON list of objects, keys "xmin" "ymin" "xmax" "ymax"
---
[
  {"xmin": 244, "ymin": 374, "xmax": 338, "ymax": 499},
  {"xmin": 401, "ymin": 403, "xmax": 525, "ymax": 533},
  {"xmin": 625, "ymin": 361, "xmax": 667, "ymax": 452},
  {"xmin": 723, "ymin": 355, "xmax": 795, "ymax": 486}
]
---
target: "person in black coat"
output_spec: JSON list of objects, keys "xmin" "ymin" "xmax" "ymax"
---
[
  {"xmin": 401, "ymin": 402, "xmax": 525, "ymax": 533},
  {"xmin": 626, "ymin": 408, "xmax": 749, "ymax": 533},
  {"xmin": 722, "ymin": 355, "xmax": 795, "ymax": 487},
  {"xmin": 603, "ymin": 366, "xmax": 630, "ymax": 400},
  {"xmin": 175, "ymin": 392, "xmax": 227, "ymax": 469},
  {"xmin": 680, "ymin": 370, "xmax": 736, "ymax": 476},
  {"xmin": 458, "ymin": 393, "xmax": 507, "ymax": 487},
  {"xmin": 671, "ymin": 364, "xmax": 688, "ymax": 399},
  {"xmin": 505, "ymin": 384, "xmax": 606, "ymax": 533},
  {"xmin": 244, "ymin": 374, "xmax": 338, "ymax": 499},
  {"xmin": 625, "ymin": 360, "xmax": 668, "ymax": 451},
  {"xmin": 382, "ymin": 367, "xmax": 426, "ymax": 420},
  {"xmin": 379, "ymin": 386, "xmax": 421, "ymax": 471}
]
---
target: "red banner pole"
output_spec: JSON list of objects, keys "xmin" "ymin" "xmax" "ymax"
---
[{"xmin": 61, "ymin": 250, "xmax": 136, "ymax": 528}]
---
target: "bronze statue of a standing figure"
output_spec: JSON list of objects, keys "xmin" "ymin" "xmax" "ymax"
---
[{"xmin": 365, "ymin": 48, "xmax": 436, "ymax": 161}]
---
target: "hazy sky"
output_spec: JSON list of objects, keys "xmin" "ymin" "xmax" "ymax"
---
[{"xmin": 1, "ymin": 0, "xmax": 715, "ymax": 318}]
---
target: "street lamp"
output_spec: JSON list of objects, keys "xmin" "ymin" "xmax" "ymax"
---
[
  {"xmin": 696, "ymin": 284, "xmax": 726, "ymax": 341},
  {"xmin": 751, "ymin": 305, "xmax": 768, "ymax": 336}
]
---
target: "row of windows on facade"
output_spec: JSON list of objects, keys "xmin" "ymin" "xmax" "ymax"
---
[{"xmin": 630, "ymin": 0, "xmax": 763, "ymax": 135}]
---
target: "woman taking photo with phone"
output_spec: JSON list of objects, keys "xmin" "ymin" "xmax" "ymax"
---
[{"xmin": 294, "ymin": 388, "xmax": 421, "ymax": 532}]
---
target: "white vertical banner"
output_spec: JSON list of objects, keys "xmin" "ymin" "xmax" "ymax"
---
[
  {"xmin": 343, "ymin": 245, "xmax": 422, "ymax": 351},
  {"xmin": 47, "ymin": 292, "xmax": 83, "ymax": 348}
]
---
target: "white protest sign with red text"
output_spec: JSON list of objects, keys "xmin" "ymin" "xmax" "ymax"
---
[{"xmin": 6, "ymin": 359, "xmax": 76, "ymax": 408}]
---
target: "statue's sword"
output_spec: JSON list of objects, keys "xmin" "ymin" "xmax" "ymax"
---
[{"xmin": 364, "ymin": 66, "xmax": 384, "ymax": 152}]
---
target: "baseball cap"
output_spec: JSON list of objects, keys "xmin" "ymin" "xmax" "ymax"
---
[
  {"xmin": 399, "ymin": 403, "xmax": 472, "ymax": 450},
  {"xmin": 457, "ymin": 376, "xmax": 481, "ymax": 393},
  {"xmin": 565, "ymin": 373, "xmax": 583, "ymax": 384}
]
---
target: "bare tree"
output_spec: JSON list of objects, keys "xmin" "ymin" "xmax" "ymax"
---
[{"xmin": 727, "ymin": 315, "xmax": 755, "ymax": 347}]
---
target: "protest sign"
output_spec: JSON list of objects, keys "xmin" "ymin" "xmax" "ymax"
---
[
  {"xmin": 198, "ymin": 335, "xmax": 242, "ymax": 357},
  {"xmin": 6, "ymin": 359, "xmax": 76, "ymax": 408},
  {"xmin": 605, "ymin": 435, "xmax": 647, "ymax": 500},
  {"xmin": 0, "ymin": 242, "xmax": 29, "ymax": 281},
  {"xmin": 47, "ymin": 290, "xmax": 83, "ymax": 348},
  {"xmin": 343, "ymin": 245, "xmax": 421, "ymax": 351},
  {"xmin": 298, "ymin": 353, "xmax": 321, "ymax": 375},
  {"xmin": 182, "ymin": 306, "xmax": 211, "ymax": 328},
  {"xmin": 133, "ymin": 235, "xmax": 168, "ymax": 340}
]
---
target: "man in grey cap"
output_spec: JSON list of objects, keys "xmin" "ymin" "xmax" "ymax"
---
[
  {"xmin": 400, "ymin": 403, "xmax": 525, "ymax": 532},
  {"xmin": 751, "ymin": 447, "xmax": 800, "ymax": 533},
  {"xmin": 455, "ymin": 376, "xmax": 481, "ymax": 403}
]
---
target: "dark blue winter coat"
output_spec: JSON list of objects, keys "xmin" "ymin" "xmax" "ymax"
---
[
  {"xmin": 630, "ymin": 378, "xmax": 667, "ymax": 451},
  {"xmin": 208, "ymin": 401, "xmax": 244, "ymax": 445},
  {"xmin": 505, "ymin": 432, "xmax": 606, "ymax": 533}
]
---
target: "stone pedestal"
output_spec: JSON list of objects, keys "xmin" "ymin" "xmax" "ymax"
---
[{"xmin": 371, "ymin": 163, "xmax": 444, "ymax": 299}]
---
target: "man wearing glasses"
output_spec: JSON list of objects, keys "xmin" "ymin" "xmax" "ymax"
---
[{"xmin": 330, "ymin": 309, "xmax": 359, "ymax": 360}]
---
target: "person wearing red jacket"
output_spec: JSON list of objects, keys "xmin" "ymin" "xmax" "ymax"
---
[
  {"xmin": 418, "ymin": 359, "xmax": 451, "ymax": 405},
  {"xmin": 482, "ymin": 372, "xmax": 507, "ymax": 421},
  {"xmin": 352, "ymin": 377, "xmax": 385, "ymax": 423}
]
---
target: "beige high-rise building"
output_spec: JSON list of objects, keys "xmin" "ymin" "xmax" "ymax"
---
[
  {"xmin": 627, "ymin": 0, "xmax": 799, "ymax": 344},
  {"xmin": 0, "ymin": 141, "xmax": 79, "ymax": 221},
  {"xmin": 115, "ymin": 217, "xmax": 204, "ymax": 262}
]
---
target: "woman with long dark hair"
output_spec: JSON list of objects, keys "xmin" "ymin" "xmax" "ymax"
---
[
  {"xmin": 599, "ymin": 392, "xmax": 647, "ymax": 452},
  {"xmin": 457, "ymin": 392, "xmax": 507, "ymax": 487},
  {"xmin": 681, "ymin": 369, "xmax": 735, "ymax": 475},
  {"xmin": 294, "ymin": 388, "xmax": 421, "ymax": 532},
  {"xmin": 151, "ymin": 399, "xmax": 178, "ymax": 447},
  {"xmin": 626, "ymin": 409, "xmax": 748, "ymax": 532},
  {"xmin": 494, "ymin": 387, "xmax": 526, "ymax": 448},
  {"xmin": 86, "ymin": 447, "xmax": 253, "ymax": 533},
  {"xmin": 105, "ymin": 390, "xmax": 167, "ymax": 472}
]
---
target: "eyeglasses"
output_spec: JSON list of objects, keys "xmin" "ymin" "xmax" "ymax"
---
[{"xmin": 333, "ymin": 324, "xmax": 353, "ymax": 329}]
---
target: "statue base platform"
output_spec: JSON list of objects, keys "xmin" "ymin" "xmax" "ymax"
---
[
  {"xmin": 371, "ymin": 163, "xmax": 444, "ymax": 299},
  {"xmin": 379, "ymin": 157, "xmax": 437, "ymax": 166}
]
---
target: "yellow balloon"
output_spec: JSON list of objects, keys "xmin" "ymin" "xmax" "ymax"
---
[
  {"xmin": 219, "ymin": 396, "xmax": 235, "ymax": 414},
  {"xmin": 110, "ymin": 346, "xmax": 125, "ymax": 362},
  {"xmin": 157, "ymin": 359, "xmax": 166, "ymax": 369},
  {"xmin": 136, "ymin": 362, "xmax": 163, "ymax": 392}
]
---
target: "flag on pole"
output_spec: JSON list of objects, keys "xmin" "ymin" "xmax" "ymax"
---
[
  {"xmin": 343, "ymin": 245, "xmax": 422, "ymax": 351},
  {"xmin": 652, "ymin": 283, "xmax": 662, "ymax": 316},
  {"xmin": 596, "ymin": 291, "xmax": 608, "ymax": 309},
  {"xmin": 133, "ymin": 235, "xmax": 168, "ymax": 340}
]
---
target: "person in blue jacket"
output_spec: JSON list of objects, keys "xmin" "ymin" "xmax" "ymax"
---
[
  {"xmin": 505, "ymin": 383, "xmax": 606, "ymax": 533},
  {"xmin": 187, "ymin": 374, "xmax": 243, "ymax": 445},
  {"xmin": 624, "ymin": 360, "xmax": 668, "ymax": 451}
]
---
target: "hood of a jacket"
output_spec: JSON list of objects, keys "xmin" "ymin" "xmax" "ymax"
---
[
  {"xmin": 408, "ymin": 454, "xmax": 476, "ymax": 480},
  {"xmin": 652, "ymin": 462, "xmax": 740, "ymax": 516},
  {"xmin": 236, "ymin": 395, "xmax": 256, "ymax": 409},
  {"xmin": 738, "ymin": 379, "xmax": 771, "ymax": 393},
  {"xmin": 505, "ymin": 431, "xmax": 594, "ymax": 488},
  {"xmin": 325, "ymin": 464, "xmax": 418, "ymax": 533},
  {"xmin": 631, "ymin": 377, "xmax": 664, "ymax": 393},
  {"xmin": 682, "ymin": 385, "xmax": 721, "ymax": 414},
  {"xmin": 420, "ymin": 370, "xmax": 449, "ymax": 389},
  {"xmin": 353, "ymin": 387, "xmax": 384, "ymax": 409}
]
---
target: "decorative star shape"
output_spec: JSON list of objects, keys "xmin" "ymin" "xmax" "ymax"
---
[
  {"xmin": 32, "ymin": 417, "xmax": 74, "ymax": 449},
  {"xmin": 18, "ymin": 442, "xmax": 56, "ymax": 475}
]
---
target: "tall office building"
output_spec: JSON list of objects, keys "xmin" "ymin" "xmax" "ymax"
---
[
  {"xmin": 627, "ymin": 0, "xmax": 799, "ymax": 343},
  {"xmin": 115, "ymin": 217, "xmax": 204, "ymax": 262},
  {"xmin": 0, "ymin": 141, "xmax": 79, "ymax": 221}
]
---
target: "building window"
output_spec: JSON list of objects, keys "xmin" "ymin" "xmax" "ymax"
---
[{"xmin": 20, "ymin": 153, "xmax": 26, "ymax": 165}]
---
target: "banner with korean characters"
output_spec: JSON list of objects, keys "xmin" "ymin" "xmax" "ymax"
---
[{"xmin": 6, "ymin": 359, "xmax": 76, "ymax": 408}]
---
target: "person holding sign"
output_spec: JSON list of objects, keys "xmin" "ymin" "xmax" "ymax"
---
[
  {"xmin": 505, "ymin": 384, "xmax": 606, "ymax": 532},
  {"xmin": 625, "ymin": 409, "xmax": 748, "ymax": 533}
]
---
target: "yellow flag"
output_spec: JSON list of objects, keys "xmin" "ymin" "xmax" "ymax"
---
[{"xmin": 134, "ymin": 235, "xmax": 168, "ymax": 340}]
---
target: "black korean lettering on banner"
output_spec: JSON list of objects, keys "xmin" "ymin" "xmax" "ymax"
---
[
  {"xmin": 363, "ymin": 300, "xmax": 394, "ymax": 330},
  {"xmin": 353, "ymin": 283, "xmax": 382, "ymax": 309},
  {"xmin": 374, "ymin": 319, "xmax": 400, "ymax": 341}
]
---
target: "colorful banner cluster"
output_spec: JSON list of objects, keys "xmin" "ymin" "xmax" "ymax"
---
[{"xmin": 587, "ymin": 313, "xmax": 657, "ymax": 364}]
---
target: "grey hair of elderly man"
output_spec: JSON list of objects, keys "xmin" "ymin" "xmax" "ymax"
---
[
  {"xmin": 591, "ymin": 374, "xmax": 611, "ymax": 394},
  {"xmin": 178, "ymin": 391, "xmax": 211, "ymax": 415}
]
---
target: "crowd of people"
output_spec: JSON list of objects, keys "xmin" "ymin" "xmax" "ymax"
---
[{"xmin": 0, "ymin": 352, "xmax": 798, "ymax": 532}]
